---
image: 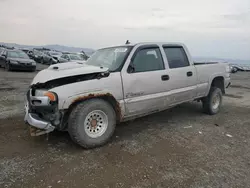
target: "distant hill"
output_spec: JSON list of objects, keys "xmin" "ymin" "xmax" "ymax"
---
[{"xmin": 0, "ymin": 42, "xmax": 95, "ymax": 56}]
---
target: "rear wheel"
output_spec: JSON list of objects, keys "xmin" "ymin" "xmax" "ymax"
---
[
  {"xmin": 68, "ymin": 99, "xmax": 116, "ymax": 148},
  {"xmin": 202, "ymin": 87, "xmax": 222, "ymax": 115}
]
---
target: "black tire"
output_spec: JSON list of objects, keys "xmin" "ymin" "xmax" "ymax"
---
[
  {"xmin": 5, "ymin": 62, "xmax": 11, "ymax": 71},
  {"xmin": 68, "ymin": 99, "xmax": 116, "ymax": 148},
  {"xmin": 202, "ymin": 87, "xmax": 222, "ymax": 115}
]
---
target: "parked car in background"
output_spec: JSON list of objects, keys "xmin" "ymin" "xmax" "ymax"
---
[
  {"xmin": 0, "ymin": 47, "xmax": 4, "ymax": 54},
  {"xmin": 0, "ymin": 49, "xmax": 36, "ymax": 71},
  {"xmin": 59, "ymin": 53, "xmax": 86, "ymax": 63},
  {"xmin": 230, "ymin": 65, "xmax": 238, "ymax": 73},
  {"xmin": 79, "ymin": 51, "xmax": 90, "ymax": 60},
  {"xmin": 40, "ymin": 51, "xmax": 62, "ymax": 65},
  {"xmin": 20, "ymin": 48, "xmax": 30, "ymax": 54},
  {"xmin": 25, "ymin": 42, "xmax": 230, "ymax": 148},
  {"xmin": 29, "ymin": 50, "xmax": 43, "ymax": 63},
  {"xmin": 48, "ymin": 51, "xmax": 62, "ymax": 61}
]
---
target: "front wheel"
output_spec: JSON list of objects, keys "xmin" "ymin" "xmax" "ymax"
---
[
  {"xmin": 202, "ymin": 87, "xmax": 222, "ymax": 115},
  {"xmin": 68, "ymin": 99, "xmax": 116, "ymax": 148},
  {"xmin": 5, "ymin": 62, "xmax": 11, "ymax": 71}
]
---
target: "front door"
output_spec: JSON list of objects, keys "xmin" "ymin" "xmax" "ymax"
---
[{"xmin": 121, "ymin": 45, "xmax": 171, "ymax": 116}]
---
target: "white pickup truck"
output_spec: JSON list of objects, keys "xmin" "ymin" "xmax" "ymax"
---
[{"xmin": 25, "ymin": 42, "xmax": 231, "ymax": 148}]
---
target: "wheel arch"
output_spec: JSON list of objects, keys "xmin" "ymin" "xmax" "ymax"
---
[
  {"xmin": 208, "ymin": 76, "xmax": 225, "ymax": 95},
  {"xmin": 65, "ymin": 93, "xmax": 122, "ymax": 124}
]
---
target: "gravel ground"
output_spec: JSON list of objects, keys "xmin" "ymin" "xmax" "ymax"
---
[{"xmin": 0, "ymin": 67, "xmax": 250, "ymax": 188}]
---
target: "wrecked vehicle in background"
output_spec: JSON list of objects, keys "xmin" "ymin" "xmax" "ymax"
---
[
  {"xmin": 24, "ymin": 42, "xmax": 231, "ymax": 148},
  {"xmin": 59, "ymin": 53, "xmax": 86, "ymax": 63},
  {"xmin": 232, "ymin": 64, "xmax": 250, "ymax": 72},
  {"xmin": 79, "ymin": 50, "xmax": 90, "ymax": 60},
  {"xmin": 40, "ymin": 51, "xmax": 62, "ymax": 64}
]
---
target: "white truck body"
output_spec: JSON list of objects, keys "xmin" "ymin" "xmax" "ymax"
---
[{"xmin": 25, "ymin": 42, "xmax": 230, "ymax": 147}]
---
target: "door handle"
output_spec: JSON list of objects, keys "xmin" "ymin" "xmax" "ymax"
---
[
  {"xmin": 187, "ymin": 71, "xmax": 193, "ymax": 77},
  {"xmin": 161, "ymin": 75, "xmax": 169, "ymax": 81}
]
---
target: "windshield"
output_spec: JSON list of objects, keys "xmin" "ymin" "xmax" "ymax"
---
[
  {"xmin": 8, "ymin": 51, "xmax": 29, "ymax": 59},
  {"xmin": 69, "ymin": 54, "xmax": 82, "ymax": 60},
  {"xmin": 86, "ymin": 46, "xmax": 132, "ymax": 71}
]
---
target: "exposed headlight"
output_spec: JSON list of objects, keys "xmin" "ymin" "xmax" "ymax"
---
[
  {"xmin": 35, "ymin": 90, "xmax": 57, "ymax": 102},
  {"xmin": 32, "ymin": 62, "xmax": 36, "ymax": 66},
  {"xmin": 10, "ymin": 60, "xmax": 18, "ymax": 64},
  {"xmin": 44, "ymin": 91, "xmax": 57, "ymax": 101}
]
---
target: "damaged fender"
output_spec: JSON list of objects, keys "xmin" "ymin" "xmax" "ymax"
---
[{"xmin": 62, "ymin": 91, "xmax": 125, "ymax": 122}]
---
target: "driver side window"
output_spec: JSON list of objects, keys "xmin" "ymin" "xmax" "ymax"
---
[{"xmin": 128, "ymin": 47, "xmax": 164, "ymax": 73}]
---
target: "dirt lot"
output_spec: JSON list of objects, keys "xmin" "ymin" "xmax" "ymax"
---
[{"xmin": 0, "ymin": 66, "xmax": 250, "ymax": 188}]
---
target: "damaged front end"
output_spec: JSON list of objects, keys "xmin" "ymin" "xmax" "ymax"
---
[
  {"xmin": 24, "ymin": 70, "xmax": 111, "ymax": 136},
  {"xmin": 24, "ymin": 87, "xmax": 62, "ymax": 136}
]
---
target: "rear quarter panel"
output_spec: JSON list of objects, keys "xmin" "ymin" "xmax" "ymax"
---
[{"xmin": 195, "ymin": 63, "xmax": 229, "ymax": 97}]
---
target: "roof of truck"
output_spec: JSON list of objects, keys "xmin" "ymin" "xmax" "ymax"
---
[
  {"xmin": 99, "ymin": 42, "xmax": 185, "ymax": 50},
  {"xmin": 133, "ymin": 42, "xmax": 185, "ymax": 46}
]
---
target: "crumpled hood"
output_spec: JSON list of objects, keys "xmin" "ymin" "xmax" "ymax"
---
[{"xmin": 31, "ymin": 62, "xmax": 108, "ymax": 84}]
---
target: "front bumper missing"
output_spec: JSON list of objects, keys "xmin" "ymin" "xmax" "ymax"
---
[{"xmin": 24, "ymin": 102, "xmax": 55, "ymax": 136}]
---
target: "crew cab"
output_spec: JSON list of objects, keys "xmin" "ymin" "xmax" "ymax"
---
[{"xmin": 24, "ymin": 42, "xmax": 230, "ymax": 148}]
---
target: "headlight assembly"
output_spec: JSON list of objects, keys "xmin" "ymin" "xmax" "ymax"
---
[{"xmin": 35, "ymin": 90, "xmax": 57, "ymax": 102}]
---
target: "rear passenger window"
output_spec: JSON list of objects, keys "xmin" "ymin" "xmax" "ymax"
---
[
  {"xmin": 129, "ymin": 48, "xmax": 164, "ymax": 73},
  {"xmin": 163, "ymin": 47, "xmax": 189, "ymax": 69}
]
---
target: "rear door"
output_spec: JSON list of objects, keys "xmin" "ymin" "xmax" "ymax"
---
[
  {"xmin": 121, "ymin": 45, "xmax": 171, "ymax": 116},
  {"xmin": 162, "ymin": 45, "xmax": 197, "ymax": 104}
]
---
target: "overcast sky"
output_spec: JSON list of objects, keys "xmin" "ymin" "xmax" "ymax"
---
[{"xmin": 0, "ymin": 0, "xmax": 249, "ymax": 59}]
